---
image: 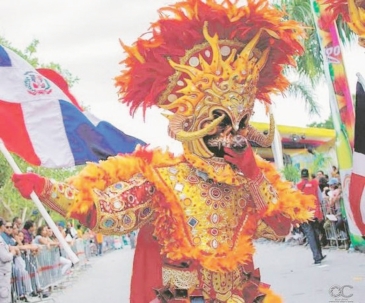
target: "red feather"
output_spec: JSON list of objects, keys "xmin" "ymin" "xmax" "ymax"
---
[{"xmin": 115, "ymin": 0, "xmax": 305, "ymax": 115}]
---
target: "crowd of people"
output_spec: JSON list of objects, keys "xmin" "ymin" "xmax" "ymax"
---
[
  {"xmin": 0, "ymin": 217, "xmax": 128, "ymax": 303},
  {"xmin": 291, "ymin": 166, "xmax": 351, "ymax": 265},
  {"xmin": 0, "ymin": 215, "xmax": 139, "ymax": 303}
]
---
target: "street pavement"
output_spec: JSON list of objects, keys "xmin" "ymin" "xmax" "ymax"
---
[{"xmin": 53, "ymin": 241, "xmax": 365, "ymax": 303}]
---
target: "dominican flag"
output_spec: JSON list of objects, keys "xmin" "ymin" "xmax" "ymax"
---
[
  {"xmin": 349, "ymin": 77, "xmax": 365, "ymax": 235},
  {"xmin": 0, "ymin": 45, "xmax": 144, "ymax": 168}
]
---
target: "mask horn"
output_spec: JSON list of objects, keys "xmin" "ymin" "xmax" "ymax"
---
[
  {"xmin": 245, "ymin": 113, "xmax": 275, "ymax": 147},
  {"xmin": 168, "ymin": 114, "xmax": 225, "ymax": 142}
]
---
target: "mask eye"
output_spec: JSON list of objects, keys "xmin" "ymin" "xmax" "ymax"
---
[
  {"xmin": 239, "ymin": 114, "xmax": 249, "ymax": 129},
  {"xmin": 212, "ymin": 110, "xmax": 231, "ymax": 128}
]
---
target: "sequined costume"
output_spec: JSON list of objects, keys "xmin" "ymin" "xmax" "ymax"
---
[
  {"xmin": 13, "ymin": 1, "xmax": 316, "ymax": 302},
  {"xmin": 36, "ymin": 148, "xmax": 313, "ymax": 302}
]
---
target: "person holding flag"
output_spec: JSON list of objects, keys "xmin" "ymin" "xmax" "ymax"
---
[{"xmin": 7, "ymin": 0, "xmax": 319, "ymax": 302}]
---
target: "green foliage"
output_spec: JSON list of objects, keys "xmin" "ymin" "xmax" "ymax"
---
[
  {"xmin": 307, "ymin": 115, "xmax": 334, "ymax": 129},
  {"xmin": 286, "ymin": 77, "xmax": 321, "ymax": 117},
  {"xmin": 281, "ymin": 164, "xmax": 301, "ymax": 184},
  {"xmin": 0, "ymin": 36, "xmax": 79, "ymax": 87},
  {"xmin": 0, "ymin": 154, "xmax": 9, "ymax": 188},
  {"xmin": 0, "ymin": 152, "xmax": 83, "ymax": 221},
  {"xmin": 336, "ymin": 15, "xmax": 357, "ymax": 46},
  {"xmin": 275, "ymin": 0, "xmax": 355, "ymax": 84},
  {"xmin": 274, "ymin": 0, "xmax": 325, "ymax": 86},
  {"xmin": 273, "ymin": 0, "xmax": 356, "ymax": 117},
  {"xmin": 309, "ymin": 151, "xmax": 332, "ymax": 173}
]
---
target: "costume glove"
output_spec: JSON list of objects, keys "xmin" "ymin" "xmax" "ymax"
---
[
  {"xmin": 223, "ymin": 144, "xmax": 260, "ymax": 180},
  {"xmin": 12, "ymin": 173, "xmax": 46, "ymax": 199}
]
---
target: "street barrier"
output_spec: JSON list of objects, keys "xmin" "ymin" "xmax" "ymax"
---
[{"xmin": 10, "ymin": 236, "xmax": 115, "ymax": 302}]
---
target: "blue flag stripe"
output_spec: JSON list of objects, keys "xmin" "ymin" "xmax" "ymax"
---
[
  {"xmin": 59, "ymin": 100, "xmax": 144, "ymax": 164},
  {"xmin": 0, "ymin": 46, "xmax": 12, "ymax": 67}
]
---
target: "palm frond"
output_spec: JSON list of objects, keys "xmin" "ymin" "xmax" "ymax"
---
[{"xmin": 286, "ymin": 77, "xmax": 321, "ymax": 117}]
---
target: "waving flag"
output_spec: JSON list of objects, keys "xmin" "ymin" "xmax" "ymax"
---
[
  {"xmin": 0, "ymin": 45, "xmax": 144, "ymax": 168},
  {"xmin": 349, "ymin": 77, "xmax": 365, "ymax": 235}
]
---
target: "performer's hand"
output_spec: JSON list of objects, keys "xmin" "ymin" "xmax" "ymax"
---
[
  {"xmin": 223, "ymin": 144, "xmax": 260, "ymax": 179},
  {"xmin": 12, "ymin": 173, "xmax": 46, "ymax": 199}
]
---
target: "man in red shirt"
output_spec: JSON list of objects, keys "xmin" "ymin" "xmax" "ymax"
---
[{"xmin": 297, "ymin": 169, "xmax": 326, "ymax": 265}]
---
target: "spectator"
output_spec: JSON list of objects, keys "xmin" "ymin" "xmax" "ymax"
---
[
  {"xmin": 318, "ymin": 176, "xmax": 328, "ymax": 192},
  {"xmin": 65, "ymin": 222, "xmax": 77, "ymax": 239},
  {"xmin": 11, "ymin": 226, "xmax": 35, "ymax": 302},
  {"xmin": 76, "ymin": 224, "xmax": 83, "ymax": 239},
  {"xmin": 55, "ymin": 224, "xmax": 75, "ymax": 249},
  {"xmin": 1, "ymin": 221, "xmax": 16, "ymax": 246},
  {"xmin": 28, "ymin": 226, "xmax": 55, "ymax": 298},
  {"xmin": 0, "ymin": 217, "xmax": 19, "ymax": 303},
  {"xmin": 95, "ymin": 232, "xmax": 103, "ymax": 256},
  {"xmin": 84, "ymin": 228, "xmax": 97, "ymax": 255},
  {"xmin": 12, "ymin": 217, "xmax": 23, "ymax": 229},
  {"xmin": 316, "ymin": 170, "xmax": 324, "ymax": 181},
  {"xmin": 45, "ymin": 227, "xmax": 73, "ymax": 276},
  {"xmin": 331, "ymin": 166, "xmax": 340, "ymax": 179},
  {"xmin": 22, "ymin": 221, "xmax": 35, "ymax": 245},
  {"xmin": 33, "ymin": 226, "xmax": 58, "ymax": 249},
  {"xmin": 46, "ymin": 226, "xmax": 55, "ymax": 241},
  {"xmin": 13, "ymin": 230, "xmax": 39, "ymax": 254},
  {"xmin": 316, "ymin": 182, "xmax": 330, "ymax": 248},
  {"xmin": 129, "ymin": 232, "xmax": 136, "ymax": 249},
  {"xmin": 327, "ymin": 178, "xmax": 350, "ymax": 246},
  {"xmin": 297, "ymin": 168, "xmax": 326, "ymax": 265},
  {"xmin": 57, "ymin": 223, "xmax": 66, "ymax": 237}
]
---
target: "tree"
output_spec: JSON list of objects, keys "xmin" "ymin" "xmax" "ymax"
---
[
  {"xmin": 0, "ymin": 37, "xmax": 79, "ymax": 87},
  {"xmin": 307, "ymin": 115, "xmax": 334, "ymax": 129},
  {"xmin": 274, "ymin": 0, "xmax": 356, "ymax": 117},
  {"xmin": 308, "ymin": 150, "xmax": 333, "ymax": 173},
  {"xmin": 276, "ymin": 0, "xmax": 355, "ymax": 84}
]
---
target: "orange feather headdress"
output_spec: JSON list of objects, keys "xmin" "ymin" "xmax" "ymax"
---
[{"xmin": 115, "ymin": 0, "xmax": 305, "ymax": 116}]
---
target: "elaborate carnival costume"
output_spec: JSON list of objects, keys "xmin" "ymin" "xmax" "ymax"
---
[{"xmin": 13, "ymin": 1, "xmax": 317, "ymax": 302}]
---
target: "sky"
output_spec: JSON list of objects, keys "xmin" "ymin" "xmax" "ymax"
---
[{"xmin": 1, "ymin": 0, "xmax": 365, "ymax": 153}]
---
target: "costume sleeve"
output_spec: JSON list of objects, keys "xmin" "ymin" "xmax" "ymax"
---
[
  {"xmin": 247, "ymin": 172, "xmax": 278, "ymax": 211},
  {"xmin": 248, "ymin": 172, "xmax": 291, "ymax": 240},
  {"xmin": 39, "ymin": 173, "xmax": 156, "ymax": 235}
]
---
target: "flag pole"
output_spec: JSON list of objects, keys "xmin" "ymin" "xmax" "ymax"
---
[{"xmin": 0, "ymin": 139, "xmax": 79, "ymax": 264}]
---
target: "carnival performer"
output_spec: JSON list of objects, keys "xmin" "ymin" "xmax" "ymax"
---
[{"xmin": 12, "ymin": 1, "xmax": 316, "ymax": 302}]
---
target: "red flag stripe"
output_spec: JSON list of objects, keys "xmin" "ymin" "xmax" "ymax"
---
[
  {"xmin": 349, "ymin": 173, "xmax": 365, "ymax": 235},
  {"xmin": 0, "ymin": 99, "xmax": 41, "ymax": 165}
]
